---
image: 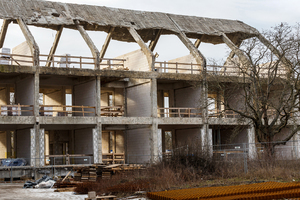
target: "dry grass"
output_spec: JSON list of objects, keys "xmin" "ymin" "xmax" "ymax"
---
[{"xmin": 75, "ymin": 147, "xmax": 300, "ymax": 196}]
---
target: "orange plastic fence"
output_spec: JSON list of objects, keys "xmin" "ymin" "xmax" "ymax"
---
[{"xmin": 147, "ymin": 181, "xmax": 300, "ymax": 200}]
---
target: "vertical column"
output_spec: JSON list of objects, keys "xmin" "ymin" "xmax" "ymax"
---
[
  {"xmin": 39, "ymin": 128, "xmax": 45, "ymax": 167},
  {"xmin": 6, "ymin": 131, "xmax": 11, "ymax": 158},
  {"xmin": 96, "ymin": 76, "xmax": 101, "ymax": 116},
  {"xmin": 201, "ymin": 125, "xmax": 213, "ymax": 156},
  {"xmin": 172, "ymin": 129, "xmax": 176, "ymax": 149},
  {"xmin": 162, "ymin": 129, "xmax": 166, "ymax": 153},
  {"xmin": 92, "ymin": 126, "xmax": 100, "ymax": 163},
  {"xmin": 30, "ymin": 128, "xmax": 36, "ymax": 166},
  {"xmin": 247, "ymin": 126, "xmax": 257, "ymax": 159},
  {"xmin": 150, "ymin": 78, "xmax": 158, "ymax": 162}
]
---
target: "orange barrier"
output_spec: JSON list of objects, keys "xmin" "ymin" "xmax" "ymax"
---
[{"xmin": 147, "ymin": 181, "xmax": 300, "ymax": 200}]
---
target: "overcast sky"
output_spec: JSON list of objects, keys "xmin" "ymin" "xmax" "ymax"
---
[{"xmin": 1, "ymin": 0, "xmax": 300, "ymax": 63}]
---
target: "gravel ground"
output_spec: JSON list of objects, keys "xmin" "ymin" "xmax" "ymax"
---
[{"xmin": 0, "ymin": 183, "xmax": 88, "ymax": 200}]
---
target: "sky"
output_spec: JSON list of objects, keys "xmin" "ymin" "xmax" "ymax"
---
[{"xmin": 1, "ymin": 0, "xmax": 300, "ymax": 63}]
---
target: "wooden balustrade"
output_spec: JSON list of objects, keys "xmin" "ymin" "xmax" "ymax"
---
[
  {"xmin": 154, "ymin": 61, "xmax": 201, "ymax": 74},
  {"xmin": 101, "ymin": 106, "xmax": 124, "ymax": 117},
  {"xmin": 39, "ymin": 105, "xmax": 95, "ymax": 116},
  {"xmin": 0, "ymin": 104, "xmax": 34, "ymax": 116},
  {"xmin": 102, "ymin": 153, "xmax": 125, "ymax": 164},
  {"xmin": 45, "ymin": 154, "xmax": 93, "ymax": 165},
  {"xmin": 157, "ymin": 107, "xmax": 202, "ymax": 118}
]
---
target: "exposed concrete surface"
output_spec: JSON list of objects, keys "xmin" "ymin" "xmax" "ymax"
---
[{"xmin": 0, "ymin": 183, "xmax": 88, "ymax": 200}]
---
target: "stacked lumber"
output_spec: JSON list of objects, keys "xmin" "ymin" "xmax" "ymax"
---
[
  {"xmin": 54, "ymin": 181, "xmax": 79, "ymax": 189},
  {"xmin": 73, "ymin": 166, "xmax": 98, "ymax": 182},
  {"xmin": 85, "ymin": 191, "xmax": 116, "ymax": 200},
  {"xmin": 54, "ymin": 187, "xmax": 76, "ymax": 192}
]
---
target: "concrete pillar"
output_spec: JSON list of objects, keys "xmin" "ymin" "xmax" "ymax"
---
[
  {"xmin": 0, "ymin": 131, "xmax": 7, "ymax": 158},
  {"xmin": 247, "ymin": 126, "xmax": 257, "ymax": 159},
  {"xmin": 92, "ymin": 126, "xmax": 101, "ymax": 163},
  {"xmin": 97, "ymin": 124, "xmax": 102, "ymax": 163},
  {"xmin": 172, "ymin": 129, "xmax": 176, "ymax": 149},
  {"xmin": 6, "ymin": 131, "xmax": 11, "ymax": 158},
  {"xmin": 30, "ymin": 128, "xmax": 36, "ymax": 166},
  {"xmin": 151, "ymin": 78, "xmax": 158, "ymax": 118},
  {"xmin": 292, "ymin": 129, "xmax": 300, "ymax": 159},
  {"xmin": 45, "ymin": 131, "xmax": 49, "ymax": 165},
  {"xmin": 96, "ymin": 76, "xmax": 101, "ymax": 116},
  {"xmin": 150, "ymin": 120, "xmax": 158, "ymax": 163},
  {"xmin": 39, "ymin": 128, "xmax": 45, "ymax": 167},
  {"xmin": 162, "ymin": 129, "xmax": 166, "ymax": 153},
  {"xmin": 201, "ymin": 125, "xmax": 213, "ymax": 156}
]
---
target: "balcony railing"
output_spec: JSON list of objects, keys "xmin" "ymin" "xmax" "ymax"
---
[
  {"xmin": 39, "ymin": 105, "xmax": 96, "ymax": 116},
  {"xmin": 158, "ymin": 107, "xmax": 202, "ymax": 118},
  {"xmin": 0, "ymin": 52, "xmax": 126, "ymax": 70},
  {"xmin": 0, "ymin": 104, "xmax": 34, "ymax": 116},
  {"xmin": 101, "ymin": 106, "xmax": 124, "ymax": 117},
  {"xmin": 208, "ymin": 109, "xmax": 240, "ymax": 118},
  {"xmin": 154, "ymin": 61, "xmax": 201, "ymax": 74}
]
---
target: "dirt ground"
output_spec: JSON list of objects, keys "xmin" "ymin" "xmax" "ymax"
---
[{"xmin": 0, "ymin": 183, "xmax": 88, "ymax": 200}]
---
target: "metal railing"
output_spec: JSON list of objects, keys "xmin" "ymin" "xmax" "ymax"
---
[
  {"xmin": 157, "ymin": 107, "xmax": 202, "ymax": 118},
  {"xmin": 0, "ymin": 104, "xmax": 34, "ymax": 116}
]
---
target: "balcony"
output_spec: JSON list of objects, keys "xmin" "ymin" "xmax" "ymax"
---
[
  {"xmin": 0, "ymin": 104, "xmax": 33, "ymax": 116},
  {"xmin": 39, "ymin": 105, "xmax": 95, "ymax": 116},
  {"xmin": 158, "ymin": 107, "xmax": 202, "ymax": 118}
]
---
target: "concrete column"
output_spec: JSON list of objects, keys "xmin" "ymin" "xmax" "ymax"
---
[
  {"xmin": 92, "ymin": 126, "xmax": 100, "ymax": 163},
  {"xmin": 39, "ymin": 128, "xmax": 45, "ymax": 167},
  {"xmin": 162, "ymin": 129, "xmax": 166, "ymax": 153},
  {"xmin": 172, "ymin": 129, "xmax": 176, "ymax": 149},
  {"xmin": 96, "ymin": 76, "xmax": 101, "ymax": 116},
  {"xmin": 247, "ymin": 126, "xmax": 257, "ymax": 159},
  {"xmin": 151, "ymin": 78, "xmax": 158, "ymax": 118},
  {"xmin": 30, "ymin": 128, "xmax": 36, "ymax": 167},
  {"xmin": 201, "ymin": 125, "xmax": 213, "ymax": 156},
  {"xmin": 34, "ymin": 70, "xmax": 40, "ymax": 117},
  {"xmin": 150, "ymin": 120, "xmax": 158, "ymax": 163},
  {"xmin": 97, "ymin": 124, "xmax": 102, "ymax": 163},
  {"xmin": 6, "ymin": 131, "xmax": 11, "ymax": 158}
]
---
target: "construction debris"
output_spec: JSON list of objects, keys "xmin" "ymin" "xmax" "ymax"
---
[{"xmin": 23, "ymin": 175, "xmax": 55, "ymax": 188}]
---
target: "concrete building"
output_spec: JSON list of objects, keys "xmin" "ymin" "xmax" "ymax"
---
[{"xmin": 0, "ymin": 0, "xmax": 296, "ymax": 174}]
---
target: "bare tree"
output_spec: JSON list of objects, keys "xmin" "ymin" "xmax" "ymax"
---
[{"xmin": 209, "ymin": 23, "xmax": 300, "ymax": 157}]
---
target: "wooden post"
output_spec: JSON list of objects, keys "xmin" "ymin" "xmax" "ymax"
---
[
  {"xmin": 82, "ymin": 105, "xmax": 84, "ymax": 117},
  {"xmin": 18, "ymin": 103, "xmax": 20, "ymax": 116},
  {"xmin": 176, "ymin": 62, "xmax": 178, "ymax": 73},
  {"xmin": 191, "ymin": 63, "xmax": 193, "ymax": 74},
  {"xmin": 80, "ymin": 56, "xmax": 82, "ymax": 68}
]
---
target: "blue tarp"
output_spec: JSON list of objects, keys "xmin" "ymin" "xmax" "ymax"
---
[{"xmin": 1, "ymin": 158, "xmax": 27, "ymax": 166}]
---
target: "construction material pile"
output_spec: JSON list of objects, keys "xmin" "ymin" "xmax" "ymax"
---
[
  {"xmin": 23, "ymin": 175, "xmax": 55, "ymax": 188},
  {"xmin": 147, "ymin": 181, "xmax": 300, "ymax": 200}
]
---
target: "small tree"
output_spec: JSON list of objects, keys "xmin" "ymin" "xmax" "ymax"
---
[{"xmin": 210, "ymin": 23, "xmax": 300, "ymax": 157}]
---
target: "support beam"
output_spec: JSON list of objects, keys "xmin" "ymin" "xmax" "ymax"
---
[
  {"xmin": 96, "ymin": 76, "xmax": 101, "ymax": 116},
  {"xmin": 16, "ymin": 18, "xmax": 39, "ymax": 66},
  {"xmin": 194, "ymin": 38, "xmax": 201, "ymax": 48},
  {"xmin": 99, "ymin": 27, "xmax": 115, "ymax": 60},
  {"xmin": 0, "ymin": 19, "xmax": 11, "ymax": 48},
  {"xmin": 247, "ymin": 126, "xmax": 257, "ymax": 159},
  {"xmin": 75, "ymin": 21, "xmax": 100, "ymax": 69},
  {"xmin": 224, "ymin": 40, "xmax": 242, "ymax": 66},
  {"xmin": 149, "ymin": 29, "xmax": 162, "ymax": 52},
  {"xmin": 39, "ymin": 128, "xmax": 45, "ymax": 167},
  {"xmin": 46, "ymin": 25, "xmax": 63, "ymax": 67},
  {"xmin": 221, "ymin": 33, "xmax": 250, "ymax": 67},
  {"xmin": 256, "ymin": 33, "xmax": 291, "ymax": 67},
  {"xmin": 127, "ymin": 27, "xmax": 155, "ymax": 71}
]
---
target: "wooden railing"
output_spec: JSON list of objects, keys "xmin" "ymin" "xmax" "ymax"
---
[
  {"xmin": 158, "ymin": 107, "xmax": 202, "ymax": 118},
  {"xmin": 102, "ymin": 153, "xmax": 125, "ymax": 164},
  {"xmin": 208, "ymin": 109, "xmax": 240, "ymax": 118},
  {"xmin": 0, "ymin": 52, "xmax": 33, "ymax": 66},
  {"xmin": 40, "ymin": 54, "xmax": 126, "ymax": 70},
  {"xmin": 0, "ymin": 104, "xmax": 34, "ymax": 116},
  {"xmin": 101, "ymin": 106, "xmax": 124, "ymax": 117},
  {"xmin": 39, "ymin": 105, "xmax": 96, "ymax": 116},
  {"xmin": 45, "ymin": 154, "xmax": 93, "ymax": 165},
  {"xmin": 154, "ymin": 61, "xmax": 201, "ymax": 74}
]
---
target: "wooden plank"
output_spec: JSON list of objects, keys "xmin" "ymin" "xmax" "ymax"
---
[
  {"xmin": 149, "ymin": 29, "xmax": 162, "ymax": 51},
  {"xmin": 61, "ymin": 171, "xmax": 72, "ymax": 182}
]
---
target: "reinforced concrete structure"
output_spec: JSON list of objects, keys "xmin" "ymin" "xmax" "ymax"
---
[{"xmin": 0, "ymin": 0, "xmax": 296, "ymax": 173}]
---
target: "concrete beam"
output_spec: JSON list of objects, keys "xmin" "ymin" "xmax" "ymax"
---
[
  {"xmin": 46, "ymin": 25, "xmax": 63, "ymax": 67},
  {"xmin": 16, "ymin": 18, "xmax": 39, "ymax": 66},
  {"xmin": 221, "ymin": 33, "xmax": 250, "ymax": 66},
  {"xmin": 256, "ymin": 33, "xmax": 292, "ymax": 68},
  {"xmin": 224, "ymin": 40, "xmax": 242, "ymax": 66},
  {"xmin": 99, "ymin": 27, "xmax": 114, "ymax": 60},
  {"xmin": 0, "ymin": 19, "xmax": 11, "ymax": 48},
  {"xmin": 149, "ymin": 29, "xmax": 162, "ymax": 52},
  {"xmin": 127, "ymin": 27, "xmax": 155, "ymax": 71},
  {"xmin": 194, "ymin": 38, "xmax": 201, "ymax": 48},
  {"xmin": 75, "ymin": 21, "xmax": 100, "ymax": 69}
]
